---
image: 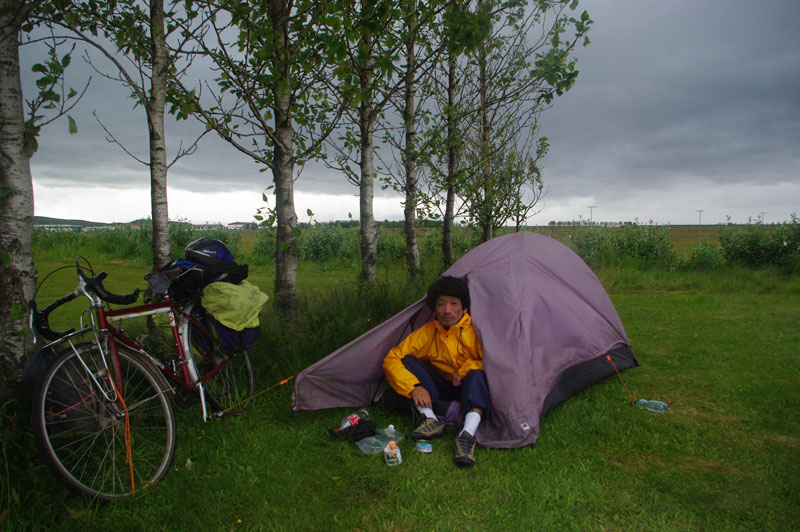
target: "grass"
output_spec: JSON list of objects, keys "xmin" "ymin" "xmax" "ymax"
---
[{"xmin": 4, "ymin": 252, "xmax": 799, "ymax": 530}]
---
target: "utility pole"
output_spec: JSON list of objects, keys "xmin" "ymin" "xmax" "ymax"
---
[
  {"xmin": 696, "ymin": 209, "xmax": 704, "ymax": 225},
  {"xmin": 587, "ymin": 205, "xmax": 597, "ymax": 224},
  {"xmin": 759, "ymin": 212, "xmax": 766, "ymax": 223}
]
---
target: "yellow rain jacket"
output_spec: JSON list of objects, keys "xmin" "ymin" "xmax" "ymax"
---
[{"xmin": 383, "ymin": 312, "xmax": 483, "ymax": 398}]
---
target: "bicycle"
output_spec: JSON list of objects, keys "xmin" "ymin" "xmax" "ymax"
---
[{"xmin": 27, "ymin": 256, "xmax": 257, "ymax": 500}]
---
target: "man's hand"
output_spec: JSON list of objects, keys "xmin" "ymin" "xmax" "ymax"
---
[
  {"xmin": 451, "ymin": 372, "xmax": 462, "ymax": 387},
  {"xmin": 410, "ymin": 386, "xmax": 432, "ymax": 408}
]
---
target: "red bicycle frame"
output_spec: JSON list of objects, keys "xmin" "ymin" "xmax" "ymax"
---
[{"xmin": 95, "ymin": 295, "xmax": 230, "ymax": 420}]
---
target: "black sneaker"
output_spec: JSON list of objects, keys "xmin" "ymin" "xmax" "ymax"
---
[
  {"xmin": 453, "ymin": 431, "xmax": 476, "ymax": 467},
  {"xmin": 409, "ymin": 417, "xmax": 447, "ymax": 440}
]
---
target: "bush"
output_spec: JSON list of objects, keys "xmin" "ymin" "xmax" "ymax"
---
[
  {"xmin": 251, "ymin": 228, "xmax": 276, "ymax": 264},
  {"xmin": 719, "ymin": 216, "xmax": 800, "ymax": 273},
  {"xmin": 169, "ymin": 221, "xmax": 242, "ymax": 259},
  {"xmin": 419, "ymin": 227, "xmax": 478, "ymax": 262},
  {"xmin": 33, "ymin": 222, "xmax": 242, "ymax": 264},
  {"xmin": 680, "ymin": 240, "xmax": 726, "ymax": 271},
  {"xmin": 299, "ymin": 225, "xmax": 359, "ymax": 262},
  {"xmin": 566, "ymin": 227, "xmax": 612, "ymax": 268},
  {"xmin": 376, "ymin": 229, "xmax": 405, "ymax": 261},
  {"xmin": 33, "ymin": 225, "xmax": 151, "ymax": 260},
  {"xmin": 567, "ymin": 223, "xmax": 676, "ymax": 269},
  {"xmin": 616, "ymin": 223, "xmax": 675, "ymax": 266},
  {"xmin": 256, "ymin": 273, "xmax": 425, "ymax": 380}
]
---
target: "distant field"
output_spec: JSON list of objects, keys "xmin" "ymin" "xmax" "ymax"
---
[
  {"xmin": 237, "ymin": 223, "xmax": 775, "ymax": 259},
  {"xmin": 529, "ymin": 224, "xmax": 724, "ymax": 254}
]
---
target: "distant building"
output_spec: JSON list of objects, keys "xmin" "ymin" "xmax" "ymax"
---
[
  {"xmin": 192, "ymin": 223, "xmax": 224, "ymax": 230},
  {"xmin": 227, "ymin": 221, "xmax": 257, "ymax": 230}
]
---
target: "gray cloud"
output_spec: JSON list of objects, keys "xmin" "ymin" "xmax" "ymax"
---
[
  {"xmin": 24, "ymin": 0, "xmax": 800, "ymax": 224},
  {"xmin": 541, "ymin": 0, "xmax": 800, "ymax": 213}
]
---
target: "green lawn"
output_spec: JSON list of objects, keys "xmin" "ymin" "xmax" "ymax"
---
[{"xmin": 3, "ymin": 262, "xmax": 799, "ymax": 531}]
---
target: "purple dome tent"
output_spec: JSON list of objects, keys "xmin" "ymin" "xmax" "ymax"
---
[{"xmin": 291, "ymin": 231, "xmax": 637, "ymax": 448}]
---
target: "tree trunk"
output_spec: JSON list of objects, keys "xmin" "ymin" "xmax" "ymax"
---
[
  {"xmin": 270, "ymin": 0, "xmax": 299, "ymax": 313},
  {"xmin": 478, "ymin": 39, "xmax": 493, "ymax": 243},
  {"xmin": 273, "ymin": 118, "xmax": 298, "ymax": 313},
  {"xmin": 359, "ymin": 105, "xmax": 377, "ymax": 284},
  {"xmin": 0, "ymin": 1, "xmax": 36, "ymax": 384},
  {"xmin": 148, "ymin": 0, "xmax": 171, "ymax": 270},
  {"xmin": 402, "ymin": 27, "xmax": 420, "ymax": 281},
  {"xmin": 442, "ymin": 50, "xmax": 457, "ymax": 266},
  {"xmin": 358, "ymin": 36, "xmax": 377, "ymax": 285}
]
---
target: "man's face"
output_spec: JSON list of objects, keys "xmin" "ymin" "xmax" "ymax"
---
[{"xmin": 434, "ymin": 295, "xmax": 465, "ymax": 329}]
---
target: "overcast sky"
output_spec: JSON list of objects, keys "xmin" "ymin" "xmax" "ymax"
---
[{"xmin": 24, "ymin": 0, "xmax": 800, "ymax": 226}]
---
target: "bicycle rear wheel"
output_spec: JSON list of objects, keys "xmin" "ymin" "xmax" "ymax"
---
[
  {"xmin": 199, "ymin": 348, "xmax": 255, "ymax": 415},
  {"xmin": 32, "ymin": 343, "xmax": 176, "ymax": 499},
  {"xmin": 189, "ymin": 312, "xmax": 255, "ymax": 415}
]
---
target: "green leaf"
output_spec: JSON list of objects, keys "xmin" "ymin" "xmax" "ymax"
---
[
  {"xmin": 27, "ymin": 136, "xmax": 39, "ymax": 156},
  {"xmin": 67, "ymin": 115, "xmax": 78, "ymax": 134},
  {"xmin": 306, "ymin": 208, "xmax": 314, "ymax": 217},
  {"xmin": 42, "ymin": 90, "xmax": 59, "ymax": 102},
  {"xmin": 0, "ymin": 250, "xmax": 9, "ymax": 266}
]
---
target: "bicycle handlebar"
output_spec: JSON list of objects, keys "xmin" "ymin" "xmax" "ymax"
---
[
  {"xmin": 30, "ymin": 268, "xmax": 142, "ymax": 342},
  {"xmin": 30, "ymin": 297, "xmax": 77, "ymax": 341},
  {"xmin": 78, "ymin": 270, "xmax": 141, "ymax": 305}
]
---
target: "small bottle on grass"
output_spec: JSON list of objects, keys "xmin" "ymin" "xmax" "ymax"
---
[{"xmin": 634, "ymin": 398, "xmax": 668, "ymax": 413}]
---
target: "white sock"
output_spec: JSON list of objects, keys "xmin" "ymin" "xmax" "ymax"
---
[
  {"xmin": 416, "ymin": 406, "xmax": 437, "ymax": 420},
  {"xmin": 460, "ymin": 411, "xmax": 481, "ymax": 436}
]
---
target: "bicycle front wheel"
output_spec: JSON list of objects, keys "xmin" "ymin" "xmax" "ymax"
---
[{"xmin": 32, "ymin": 343, "xmax": 176, "ymax": 499}]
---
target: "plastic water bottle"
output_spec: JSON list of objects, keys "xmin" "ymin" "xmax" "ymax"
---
[
  {"xmin": 384, "ymin": 441, "xmax": 402, "ymax": 466},
  {"xmin": 635, "ymin": 398, "xmax": 668, "ymax": 413},
  {"xmin": 355, "ymin": 425, "xmax": 404, "ymax": 454},
  {"xmin": 337, "ymin": 407, "xmax": 370, "ymax": 430}
]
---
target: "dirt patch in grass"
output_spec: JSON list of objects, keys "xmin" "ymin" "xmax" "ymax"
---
[
  {"xmin": 613, "ymin": 451, "xmax": 666, "ymax": 472},
  {"xmin": 677, "ymin": 456, "xmax": 750, "ymax": 478},
  {"xmin": 759, "ymin": 433, "xmax": 800, "ymax": 449},
  {"xmin": 675, "ymin": 404, "xmax": 741, "ymax": 426}
]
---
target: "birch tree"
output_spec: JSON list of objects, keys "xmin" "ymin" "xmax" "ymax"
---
[
  {"xmin": 378, "ymin": 0, "xmax": 453, "ymax": 280},
  {"xmin": 327, "ymin": 0, "xmax": 454, "ymax": 283},
  {"xmin": 460, "ymin": 0, "xmax": 590, "ymax": 241},
  {"xmin": 0, "ymin": 0, "xmax": 84, "ymax": 383},
  {"xmin": 323, "ymin": 0, "xmax": 401, "ymax": 284},
  {"xmin": 425, "ymin": 0, "xmax": 590, "ymax": 246},
  {"xmin": 175, "ymin": 0, "xmax": 342, "ymax": 312},
  {"xmin": 431, "ymin": 1, "xmax": 489, "ymax": 265},
  {"xmin": 45, "ymin": 0, "xmax": 207, "ymax": 270}
]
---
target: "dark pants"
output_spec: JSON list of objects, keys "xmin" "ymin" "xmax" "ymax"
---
[{"xmin": 401, "ymin": 355, "xmax": 490, "ymax": 420}]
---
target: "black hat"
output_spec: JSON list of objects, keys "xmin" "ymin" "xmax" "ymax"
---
[{"xmin": 425, "ymin": 276, "xmax": 470, "ymax": 311}]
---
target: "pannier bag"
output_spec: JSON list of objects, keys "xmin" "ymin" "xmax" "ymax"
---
[
  {"xmin": 191, "ymin": 312, "xmax": 262, "ymax": 355},
  {"xmin": 198, "ymin": 280, "xmax": 269, "ymax": 354}
]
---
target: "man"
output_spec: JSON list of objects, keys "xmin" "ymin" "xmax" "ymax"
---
[{"xmin": 383, "ymin": 276, "xmax": 490, "ymax": 467}]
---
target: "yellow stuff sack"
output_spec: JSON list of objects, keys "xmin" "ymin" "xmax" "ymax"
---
[{"xmin": 201, "ymin": 280, "xmax": 269, "ymax": 331}]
